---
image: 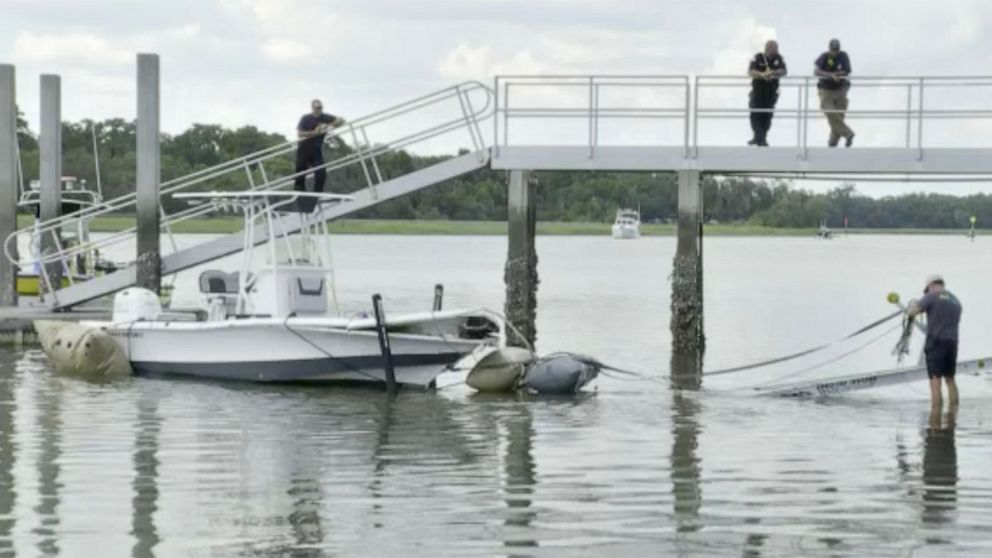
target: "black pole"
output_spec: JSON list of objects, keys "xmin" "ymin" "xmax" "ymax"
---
[
  {"xmin": 433, "ymin": 284, "xmax": 444, "ymax": 312},
  {"xmin": 372, "ymin": 294, "xmax": 397, "ymax": 394}
]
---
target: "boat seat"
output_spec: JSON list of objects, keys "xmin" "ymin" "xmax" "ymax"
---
[{"xmin": 199, "ymin": 270, "xmax": 251, "ymax": 294}]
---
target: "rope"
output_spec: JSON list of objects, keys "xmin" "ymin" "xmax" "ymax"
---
[
  {"xmin": 282, "ymin": 316, "xmax": 384, "ymax": 384},
  {"xmin": 751, "ymin": 321, "xmax": 905, "ymax": 389},
  {"xmin": 703, "ymin": 309, "xmax": 904, "ymax": 376}
]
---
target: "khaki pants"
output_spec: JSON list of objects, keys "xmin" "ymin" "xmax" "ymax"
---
[{"xmin": 818, "ymin": 88, "xmax": 853, "ymax": 144}]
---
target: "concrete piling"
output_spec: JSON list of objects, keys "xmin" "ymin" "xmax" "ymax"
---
[
  {"xmin": 670, "ymin": 170, "xmax": 704, "ymax": 385},
  {"xmin": 136, "ymin": 54, "xmax": 161, "ymax": 294},
  {"xmin": 0, "ymin": 65, "xmax": 17, "ymax": 307},
  {"xmin": 504, "ymin": 170, "xmax": 538, "ymax": 349},
  {"xmin": 39, "ymin": 74, "xmax": 62, "ymax": 294}
]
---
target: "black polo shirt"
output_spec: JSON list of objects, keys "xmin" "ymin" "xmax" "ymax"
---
[
  {"xmin": 297, "ymin": 112, "xmax": 337, "ymax": 158},
  {"xmin": 815, "ymin": 51, "xmax": 852, "ymax": 90},
  {"xmin": 749, "ymin": 52, "xmax": 786, "ymax": 97}
]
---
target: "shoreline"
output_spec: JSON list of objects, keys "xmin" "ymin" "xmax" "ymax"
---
[{"xmin": 16, "ymin": 215, "xmax": 982, "ymax": 236}]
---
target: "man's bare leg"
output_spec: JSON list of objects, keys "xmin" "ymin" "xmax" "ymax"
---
[
  {"xmin": 945, "ymin": 377, "xmax": 959, "ymax": 406},
  {"xmin": 929, "ymin": 377, "xmax": 943, "ymax": 411}
]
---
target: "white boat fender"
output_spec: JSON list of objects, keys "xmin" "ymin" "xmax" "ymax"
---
[
  {"xmin": 34, "ymin": 320, "xmax": 132, "ymax": 379},
  {"xmin": 466, "ymin": 347, "xmax": 534, "ymax": 393},
  {"xmin": 522, "ymin": 353, "xmax": 600, "ymax": 395}
]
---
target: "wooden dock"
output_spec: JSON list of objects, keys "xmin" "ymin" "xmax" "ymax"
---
[{"xmin": 0, "ymin": 305, "xmax": 109, "ymax": 344}]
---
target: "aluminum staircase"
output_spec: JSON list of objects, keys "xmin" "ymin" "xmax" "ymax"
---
[
  {"xmin": 5, "ymin": 81, "xmax": 493, "ymax": 309},
  {"xmin": 46, "ymin": 150, "xmax": 488, "ymax": 308}
]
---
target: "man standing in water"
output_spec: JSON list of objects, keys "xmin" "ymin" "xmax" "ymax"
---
[
  {"xmin": 747, "ymin": 40, "xmax": 787, "ymax": 146},
  {"xmin": 908, "ymin": 275, "xmax": 962, "ymax": 411},
  {"xmin": 295, "ymin": 99, "xmax": 346, "ymax": 211},
  {"xmin": 814, "ymin": 38, "xmax": 855, "ymax": 147}
]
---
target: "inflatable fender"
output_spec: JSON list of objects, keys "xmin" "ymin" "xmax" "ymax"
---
[{"xmin": 34, "ymin": 320, "xmax": 132, "ymax": 379}]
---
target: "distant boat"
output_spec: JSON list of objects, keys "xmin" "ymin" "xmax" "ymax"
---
[
  {"xmin": 816, "ymin": 220, "xmax": 832, "ymax": 239},
  {"xmin": 611, "ymin": 208, "xmax": 640, "ymax": 239}
]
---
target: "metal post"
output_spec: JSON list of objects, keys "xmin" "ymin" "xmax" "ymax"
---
[
  {"xmin": 39, "ymin": 74, "xmax": 62, "ymax": 295},
  {"xmin": 0, "ymin": 65, "xmax": 17, "ymax": 306},
  {"xmin": 683, "ymin": 76, "xmax": 690, "ymax": 158},
  {"xmin": 692, "ymin": 76, "xmax": 700, "ymax": 158},
  {"xmin": 433, "ymin": 284, "xmax": 443, "ymax": 312},
  {"xmin": 905, "ymin": 84, "xmax": 913, "ymax": 148},
  {"xmin": 670, "ymin": 170, "xmax": 704, "ymax": 384},
  {"xmin": 917, "ymin": 78, "xmax": 925, "ymax": 161},
  {"xmin": 504, "ymin": 169, "xmax": 538, "ymax": 348},
  {"xmin": 587, "ymin": 77, "xmax": 595, "ymax": 159},
  {"xmin": 136, "ymin": 53, "xmax": 161, "ymax": 293},
  {"xmin": 802, "ymin": 78, "xmax": 810, "ymax": 160},
  {"xmin": 372, "ymin": 294, "xmax": 397, "ymax": 394}
]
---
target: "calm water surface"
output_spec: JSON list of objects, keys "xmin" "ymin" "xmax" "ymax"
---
[{"xmin": 2, "ymin": 234, "xmax": 992, "ymax": 557}]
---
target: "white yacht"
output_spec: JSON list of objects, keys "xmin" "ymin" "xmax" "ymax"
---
[
  {"xmin": 611, "ymin": 208, "xmax": 641, "ymax": 239},
  {"xmin": 78, "ymin": 191, "xmax": 505, "ymax": 388}
]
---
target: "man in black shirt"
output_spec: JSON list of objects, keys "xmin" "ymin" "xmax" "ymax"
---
[
  {"xmin": 295, "ymin": 99, "xmax": 345, "ymax": 211},
  {"xmin": 747, "ymin": 40, "xmax": 787, "ymax": 147},
  {"xmin": 908, "ymin": 274, "xmax": 963, "ymax": 411},
  {"xmin": 814, "ymin": 39, "xmax": 854, "ymax": 147}
]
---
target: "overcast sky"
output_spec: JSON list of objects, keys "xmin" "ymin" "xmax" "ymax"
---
[{"xmin": 3, "ymin": 0, "xmax": 991, "ymax": 196}]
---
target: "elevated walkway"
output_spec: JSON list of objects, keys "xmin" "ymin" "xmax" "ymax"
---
[{"xmin": 8, "ymin": 74, "xmax": 992, "ymax": 309}]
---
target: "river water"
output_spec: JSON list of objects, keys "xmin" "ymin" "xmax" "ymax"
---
[{"xmin": 2, "ymin": 234, "xmax": 992, "ymax": 557}]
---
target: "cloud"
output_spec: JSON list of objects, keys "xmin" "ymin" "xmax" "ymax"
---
[
  {"xmin": 13, "ymin": 32, "xmax": 131, "ymax": 65},
  {"xmin": 261, "ymin": 38, "xmax": 310, "ymax": 62},
  {"xmin": 438, "ymin": 43, "xmax": 547, "ymax": 82}
]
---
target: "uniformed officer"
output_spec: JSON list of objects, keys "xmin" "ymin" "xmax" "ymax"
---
[
  {"xmin": 814, "ymin": 39, "xmax": 855, "ymax": 147},
  {"xmin": 747, "ymin": 40, "xmax": 787, "ymax": 147},
  {"xmin": 294, "ymin": 99, "xmax": 346, "ymax": 212}
]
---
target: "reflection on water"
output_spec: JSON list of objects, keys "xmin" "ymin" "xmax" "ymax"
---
[
  {"xmin": 500, "ymin": 401, "xmax": 537, "ymax": 552},
  {"xmin": 0, "ymin": 352, "xmax": 16, "ymax": 557},
  {"xmin": 131, "ymin": 395, "xmax": 160, "ymax": 558},
  {"xmin": 922, "ymin": 406, "xmax": 958, "ymax": 529},
  {"xmin": 3, "ymin": 234, "xmax": 992, "ymax": 556},
  {"xmin": 32, "ymin": 373, "xmax": 60, "ymax": 557}
]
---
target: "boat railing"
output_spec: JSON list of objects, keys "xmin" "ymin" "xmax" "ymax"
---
[{"xmin": 4, "ymin": 81, "xmax": 493, "ymax": 295}]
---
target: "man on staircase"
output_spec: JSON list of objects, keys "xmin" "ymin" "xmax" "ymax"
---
[{"xmin": 295, "ymin": 99, "xmax": 346, "ymax": 212}]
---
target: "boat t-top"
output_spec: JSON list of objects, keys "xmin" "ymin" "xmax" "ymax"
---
[
  {"xmin": 612, "ymin": 207, "xmax": 641, "ymax": 239},
  {"xmin": 81, "ymin": 190, "xmax": 505, "ymax": 388}
]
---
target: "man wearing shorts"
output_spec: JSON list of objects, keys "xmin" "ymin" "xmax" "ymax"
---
[{"xmin": 908, "ymin": 275, "xmax": 962, "ymax": 410}]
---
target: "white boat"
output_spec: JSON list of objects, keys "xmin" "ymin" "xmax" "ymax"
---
[
  {"xmin": 611, "ymin": 208, "xmax": 640, "ymax": 239},
  {"xmin": 80, "ymin": 190, "xmax": 505, "ymax": 388}
]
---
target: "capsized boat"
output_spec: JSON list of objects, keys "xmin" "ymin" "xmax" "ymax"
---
[{"xmin": 78, "ymin": 190, "xmax": 505, "ymax": 388}]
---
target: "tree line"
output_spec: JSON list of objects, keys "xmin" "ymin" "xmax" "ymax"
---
[{"xmin": 14, "ymin": 114, "xmax": 987, "ymax": 229}]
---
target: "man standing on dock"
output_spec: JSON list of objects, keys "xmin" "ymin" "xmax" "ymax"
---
[
  {"xmin": 814, "ymin": 39, "xmax": 855, "ymax": 147},
  {"xmin": 908, "ymin": 275, "xmax": 962, "ymax": 411},
  {"xmin": 295, "ymin": 99, "xmax": 346, "ymax": 211},
  {"xmin": 747, "ymin": 40, "xmax": 787, "ymax": 147}
]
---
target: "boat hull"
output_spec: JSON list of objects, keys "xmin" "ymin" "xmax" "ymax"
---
[
  {"xmin": 88, "ymin": 318, "xmax": 488, "ymax": 388},
  {"xmin": 611, "ymin": 224, "xmax": 640, "ymax": 239}
]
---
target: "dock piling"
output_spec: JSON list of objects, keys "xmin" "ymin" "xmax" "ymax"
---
[
  {"xmin": 39, "ymin": 74, "xmax": 62, "ymax": 294},
  {"xmin": 371, "ymin": 294, "xmax": 398, "ymax": 394},
  {"xmin": 0, "ymin": 65, "xmax": 17, "ymax": 307},
  {"xmin": 504, "ymin": 170, "xmax": 538, "ymax": 349},
  {"xmin": 670, "ymin": 170, "xmax": 704, "ymax": 384},
  {"xmin": 136, "ymin": 54, "xmax": 161, "ymax": 294}
]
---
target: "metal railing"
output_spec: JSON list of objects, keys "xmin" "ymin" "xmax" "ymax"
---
[
  {"xmin": 694, "ymin": 75, "xmax": 992, "ymax": 158},
  {"xmin": 494, "ymin": 75, "xmax": 691, "ymax": 157},
  {"xmin": 5, "ymin": 81, "xmax": 493, "ymax": 301}
]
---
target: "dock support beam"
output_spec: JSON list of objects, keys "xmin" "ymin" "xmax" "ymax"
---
[
  {"xmin": 670, "ymin": 170, "xmax": 704, "ymax": 388},
  {"xmin": 504, "ymin": 170, "xmax": 538, "ymax": 349},
  {"xmin": 136, "ymin": 54, "xmax": 161, "ymax": 293},
  {"xmin": 0, "ymin": 65, "xmax": 17, "ymax": 307},
  {"xmin": 39, "ymin": 74, "xmax": 62, "ymax": 294}
]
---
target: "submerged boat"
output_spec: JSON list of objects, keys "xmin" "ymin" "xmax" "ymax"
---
[
  {"xmin": 611, "ymin": 208, "xmax": 640, "ymax": 239},
  {"xmin": 79, "ymin": 190, "xmax": 504, "ymax": 388}
]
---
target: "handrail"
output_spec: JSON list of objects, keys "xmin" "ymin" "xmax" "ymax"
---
[
  {"xmin": 5, "ymin": 81, "xmax": 494, "ymax": 288},
  {"xmin": 693, "ymin": 75, "xmax": 992, "ymax": 158}
]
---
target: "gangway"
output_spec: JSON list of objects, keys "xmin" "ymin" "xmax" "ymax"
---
[
  {"xmin": 5, "ymin": 82, "xmax": 492, "ymax": 308},
  {"xmin": 9, "ymin": 74, "xmax": 992, "ymax": 310}
]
